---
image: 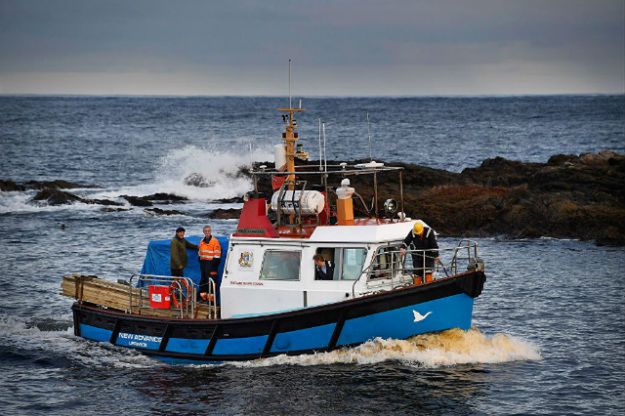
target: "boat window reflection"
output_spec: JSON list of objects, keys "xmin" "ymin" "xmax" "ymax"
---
[
  {"xmin": 260, "ymin": 250, "xmax": 301, "ymax": 280},
  {"xmin": 341, "ymin": 248, "xmax": 367, "ymax": 280}
]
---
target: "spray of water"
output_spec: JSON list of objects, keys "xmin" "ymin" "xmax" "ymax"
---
[
  {"xmin": 96, "ymin": 145, "xmax": 274, "ymax": 201},
  {"xmin": 226, "ymin": 328, "xmax": 542, "ymax": 368},
  {"xmin": 0, "ymin": 315, "xmax": 159, "ymax": 369}
]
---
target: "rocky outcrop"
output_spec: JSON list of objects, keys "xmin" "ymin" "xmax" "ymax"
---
[
  {"xmin": 31, "ymin": 188, "xmax": 123, "ymax": 206},
  {"xmin": 121, "ymin": 195, "xmax": 154, "ymax": 207},
  {"xmin": 207, "ymin": 208, "xmax": 241, "ymax": 219},
  {"xmin": 32, "ymin": 188, "xmax": 83, "ymax": 205},
  {"xmin": 121, "ymin": 193, "xmax": 187, "ymax": 206},
  {"xmin": 144, "ymin": 207, "xmax": 183, "ymax": 216},
  {"xmin": 143, "ymin": 193, "xmax": 188, "ymax": 203},
  {"xmin": 249, "ymin": 151, "xmax": 625, "ymax": 245},
  {"xmin": 1, "ymin": 179, "xmax": 94, "ymax": 192}
]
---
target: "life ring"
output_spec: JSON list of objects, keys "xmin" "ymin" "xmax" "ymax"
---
[{"xmin": 170, "ymin": 278, "xmax": 191, "ymax": 309}]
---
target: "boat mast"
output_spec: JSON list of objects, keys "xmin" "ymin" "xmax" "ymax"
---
[{"xmin": 278, "ymin": 59, "xmax": 304, "ymax": 191}]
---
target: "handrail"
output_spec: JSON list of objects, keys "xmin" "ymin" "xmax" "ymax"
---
[
  {"xmin": 352, "ymin": 240, "xmax": 480, "ymax": 297},
  {"xmin": 206, "ymin": 277, "xmax": 218, "ymax": 319},
  {"xmin": 128, "ymin": 274, "xmax": 198, "ymax": 319}
]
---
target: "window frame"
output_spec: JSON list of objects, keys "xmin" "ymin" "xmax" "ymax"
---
[
  {"xmin": 259, "ymin": 249, "xmax": 302, "ymax": 281},
  {"xmin": 313, "ymin": 246, "xmax": 368, "ymax": 281}
]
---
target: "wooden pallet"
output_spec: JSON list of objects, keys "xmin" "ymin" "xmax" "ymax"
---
[{"xmin": 60, "ymin": 274, "xmax": 217, "ymax": 319}]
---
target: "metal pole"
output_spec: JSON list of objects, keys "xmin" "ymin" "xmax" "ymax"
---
[
  {"xmin": 288, "ymin": 59, "xmax": 292, "ymax": 110},
  {"xmin": 322, "ymin": 123, "xmax": 327, "ymax": 174},
  {"xmin": 373, "ymin": 170, "xmax": 379, "ymax": 220},
  {"xmin": 318, "ymin": 119, "xmax": 323, "ymax": 172},
  {"xmin": 399, "ymin": 170, "xmax": 404, "ymax": 220},
  {"xmin": 366, "ymin": 112, "xmax": 372, "ymax": 161}
]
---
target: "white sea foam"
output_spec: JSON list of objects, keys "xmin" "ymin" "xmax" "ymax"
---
[
  {"xmin": 1, "ymin": 145, "xmax": 272, "ymax": 214},
  {"xmin": 94, "ymin": 145, "xmax": 273, "ymax": 201},
  {"xmin": 0, "ymin": 315, "xmax": 159, "ymax": 369},
  {"xmin": 226, "ymin": 328, "xmax": 542, "ymax": 368}
]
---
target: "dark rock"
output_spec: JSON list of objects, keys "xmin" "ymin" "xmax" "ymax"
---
[
  {"xmin": 84, "ymin": 198, "xmax": 123, "ymax": 206},
  {"xmin": 184, "ymin": 173, "xmax": 214, "ymax": 188},
  {"xmin": 121, "ymin": 195, "xmax": 153, "ymax": 207},
  {"xmin": 32, "ymin": 188, "xmax": 82, "ymax": 205},
  {"xmin": 207, "ymin": 208, "xmax": 241, "ymax": 219},
  {"xmin": 143, "ymin": 193, "xmax": 188, "ymax": 203},
  {"xmin": 101, "ymin": 207, "xmax": 130, "ymax": 213},
  {"xmin": 246, "ymin": 153, "xmax": 625, "ymax": 246},
  {"xmin": 0, "ymin": 180, "xmax": 26, "ymax": 192},
  {"xmin": 214, "ymin": 196, "xmax": 245, "ymax": 204},
  {"xmin": 2, "ymin": 179, "xmax": 97, "ymax": 191},
  {"xmin": 32, "ymin": 187, "xmax": 121, "ymax": 207},
  {"xmin": 144, "ymin": 207, "xmax": 183, "ymax": 216}
]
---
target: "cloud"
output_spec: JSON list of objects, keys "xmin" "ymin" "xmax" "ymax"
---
[{"xmin": 0, "ymin": 0, "xmax": 623, "ymax": 95}]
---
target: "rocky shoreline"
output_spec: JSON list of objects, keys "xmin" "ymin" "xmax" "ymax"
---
[
  {"xmin": 251, "ymin": 151, "xmax": 625, "ymax": 246},
  {"xmin": 2, "ymin": 151, "xmax": 623, "ymax": 245}
]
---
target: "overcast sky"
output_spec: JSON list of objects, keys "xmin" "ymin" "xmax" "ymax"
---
[{"xmin": 0, "ymin": 0, "xmax": 623, "ymax": 96}]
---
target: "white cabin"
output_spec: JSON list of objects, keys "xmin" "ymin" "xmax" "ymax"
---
[{"xmin": 220, "ymin": 221, "xmax": 415, "ymax": 318}]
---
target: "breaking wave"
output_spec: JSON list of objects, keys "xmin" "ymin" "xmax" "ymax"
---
[
  {"xmin": 227, "ymin": 328, "xmax": 542, "ymax": 368},
  {"xmin": 95, "ymin": 145, "xmax": 274, "ymax": 201},
  {"xmin": 1, "ymin": 145, "xmax": 274, "ymax": 214}
]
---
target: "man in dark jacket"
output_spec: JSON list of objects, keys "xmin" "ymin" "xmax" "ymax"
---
[
  {"xmin": 313, "ymin": 254, "xmax": 334, "ymax": 280},
  {"xmin": 400, "ymin": 220, "xmax": 439, "ymax": 283},
  {"xmin": 170, "ymin": 227, "xmax": 199, "ymax": 277}
]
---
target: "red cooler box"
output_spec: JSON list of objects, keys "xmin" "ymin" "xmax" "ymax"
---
[{"xmin": 148, "ymin": 285, "xmax": 171, "ymax": 309}]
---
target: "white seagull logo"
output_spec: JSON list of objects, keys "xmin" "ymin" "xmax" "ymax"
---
[{"xmin": 413, "ymin": 310, "xmax": 432, "ymax": 323}]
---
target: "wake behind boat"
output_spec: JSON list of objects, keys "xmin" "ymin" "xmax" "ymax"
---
[{"xmin": 61, "ymin": 97, "xmax": 486, "ymax": 364}]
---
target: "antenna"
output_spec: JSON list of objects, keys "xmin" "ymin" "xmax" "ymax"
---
[
  {"xmin": 318, "ymin": 118, "xmax": 323, "ymax": 172},
  {"xmin": 288, "ymin": 58, "xmax": 292, "ymax": 110},
  {"xmin": 366, "ymin": 112, "xmax": 373, "ymax": 161},
  {"xmin": 322, "ymin": 122, "xmax": 327, "ymax": 173}
]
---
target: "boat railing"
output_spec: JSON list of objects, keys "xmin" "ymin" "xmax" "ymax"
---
[
  {"xmin": 352, "ymin": 240, "xmax": 482, "ymax": 296},
  {"xmin": 128, "ymin": 274, "xmax": 218, "ymax": 319}
]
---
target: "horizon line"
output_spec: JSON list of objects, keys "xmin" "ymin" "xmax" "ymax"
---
[{"xmin": 1, "ymin": 92, "xmax": 624, "ymax": 99}]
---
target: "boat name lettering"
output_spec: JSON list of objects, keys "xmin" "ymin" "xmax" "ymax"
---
[
  {"xmin": 118, "ymin": 333, "xmax": 163, "ymax": 343},
  {"xmin": 230, "ymin": 281, "xmax": 264, "ymax": 286},
  {"xmin": 236, "ymin": 228, "xmax": 266, "ymax": 235}
]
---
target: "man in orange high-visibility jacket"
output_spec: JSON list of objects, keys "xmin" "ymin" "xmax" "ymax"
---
[{"xmin": 198, "ymin": 225, "xmax": 222, "ymax": 303}]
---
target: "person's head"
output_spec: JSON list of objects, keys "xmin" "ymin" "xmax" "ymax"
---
[
  {"xmin": 413, "ymin": 220, "xmax": 425, "ymax": 236},
  {"xmin": 175, "ymin": 226, "xmax": 186, "ymax": 238},
  {"xmin": 203, "ymin": 225, "xmax": 212, "ymax": 238},
  {"xmin": 313, "ymin": 254, "xmax": 326, "ymax": 267}
]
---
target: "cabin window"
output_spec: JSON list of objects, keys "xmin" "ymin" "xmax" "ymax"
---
[
  {"xmin": 370, "ymin": 245, "xmax": 402, "ymax": 279},
  {"xmin": 314, "ymin": 247, "xmax": 367, "ymax": 280},
  {"xmin": 341, "ymin": 248, "xmax": 368, "ymax": 280},
  {"xmin": 260, "ymin": 250, "xmax": 301, "ymax": 280},
  {"xmin": 314, "ymin": 248, "xmax": 336, "ymax": 280}
]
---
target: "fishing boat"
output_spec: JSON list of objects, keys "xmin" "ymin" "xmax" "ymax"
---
[{"xmin": 61, "ymin": 99, "xmax": 486, "ymax": 364}]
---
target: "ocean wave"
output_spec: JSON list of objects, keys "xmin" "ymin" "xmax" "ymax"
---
[
  {"xmin": 93, "ymin": 145, "xmax": 273, "ymax": 201},
  {"xmin": 0, "ymin": 315, "xmax": 159, "ymax": 369},
  {"xmin": 224, "ymin": 328, "xmax": 542, "ymax": 368}
]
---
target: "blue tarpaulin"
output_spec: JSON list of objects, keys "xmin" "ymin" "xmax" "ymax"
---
[{"xmin": 140, "ymin": 235, "xmax": 229, "ymax": 302}]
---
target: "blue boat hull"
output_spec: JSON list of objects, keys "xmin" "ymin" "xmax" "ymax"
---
[{"xmin": 72, "ymin": 271, "xmax": 485, "ymax": 363}]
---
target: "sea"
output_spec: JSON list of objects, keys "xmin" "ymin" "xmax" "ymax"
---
[{"xmin": 0, "ymin": 95, "xmax": 624, "ymax": 415}]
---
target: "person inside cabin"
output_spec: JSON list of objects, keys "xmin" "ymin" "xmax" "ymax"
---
[
  {"xmin": 198, "ymin": 225, "xmax": 222, "ymax": 303},
  {"xmin": 400, "ymin": 220, "xmax": 439, "ymax": 284},
  {"xmin": 313, "ymin": 254, "xmax": 335, "ymax": 280},
  {"xmin": 170, "ymin": 227, "xmax": 199, "ymax": 277}
]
